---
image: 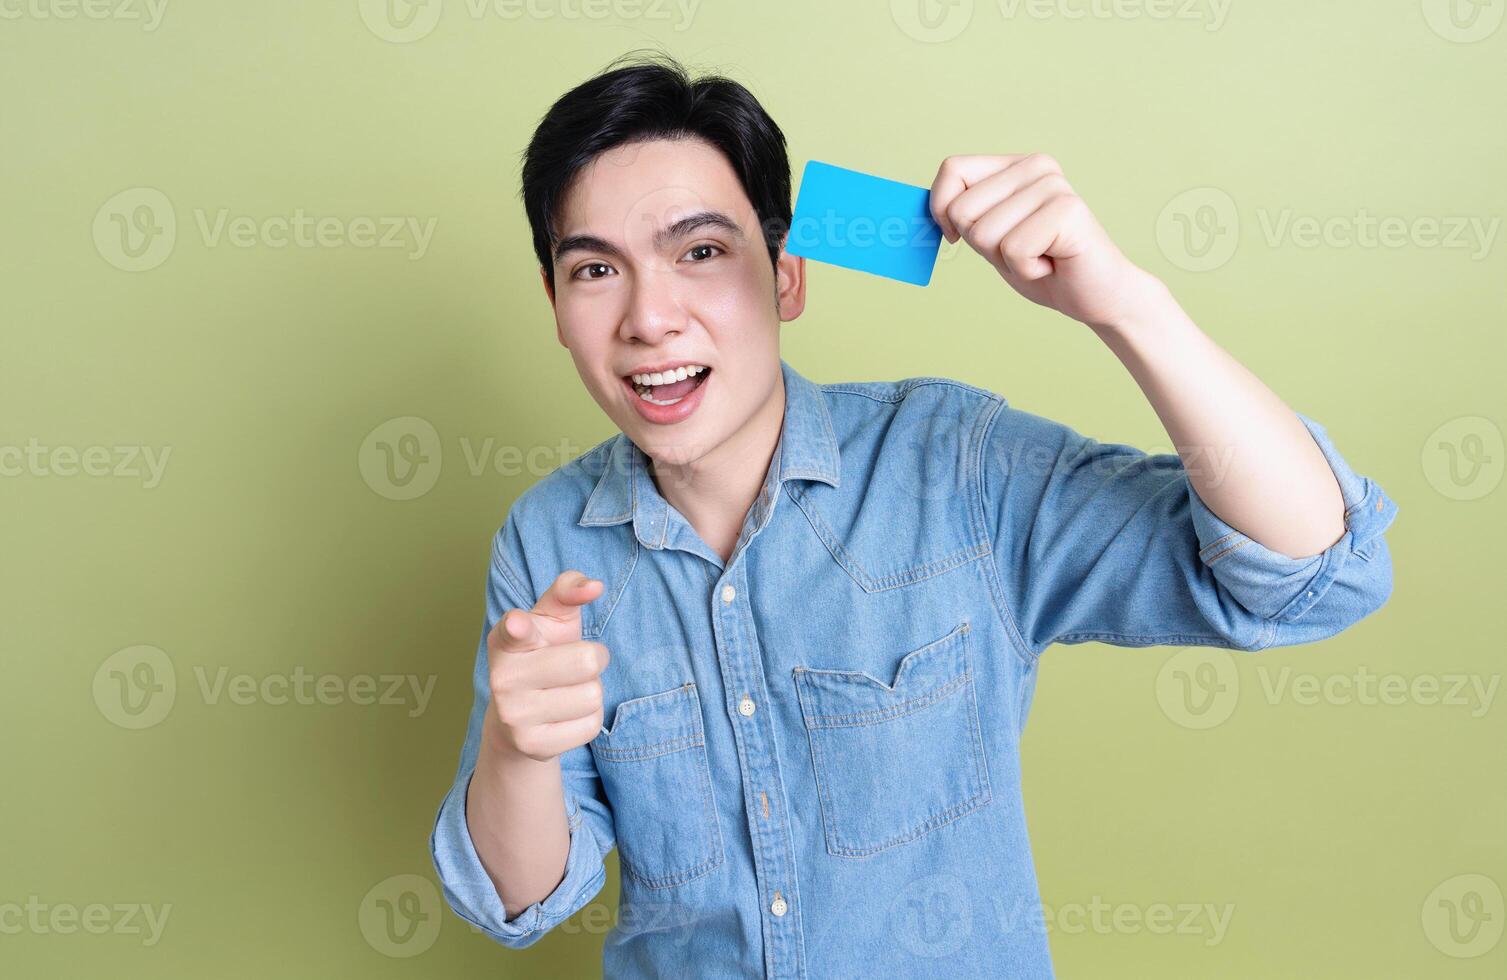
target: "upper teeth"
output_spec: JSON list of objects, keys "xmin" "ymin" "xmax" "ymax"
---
[{"xmin": 631, "ymin": 365, "xmax": 706, "ymax": 386}]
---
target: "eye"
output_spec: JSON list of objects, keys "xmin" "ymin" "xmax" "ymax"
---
[
  {"xmin": 571, "ymin": 261, "xmax": 616, "ymax": 281},
  {"xmin": 683, "ymin": 242, "xmax": 723, "ymax": 263}
]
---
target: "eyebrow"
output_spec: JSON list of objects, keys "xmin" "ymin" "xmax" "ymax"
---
[{"xmin": 553, "ymin": 209, "xmax": 746, "ymax": 265}]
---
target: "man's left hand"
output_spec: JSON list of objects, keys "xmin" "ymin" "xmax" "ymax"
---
[{"xmin": 928, "ymin": 153, "xmax": 1155, "ymax": 328}]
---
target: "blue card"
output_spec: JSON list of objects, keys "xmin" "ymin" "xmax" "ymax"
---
[{"xmin": 785, "ymin": 160, "xmax": 943, "ymax": 286}]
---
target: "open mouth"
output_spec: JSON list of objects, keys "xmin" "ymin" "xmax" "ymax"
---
[{"xmin": 623, "ymin": 365, "xmax": 712, "ymax": 407}]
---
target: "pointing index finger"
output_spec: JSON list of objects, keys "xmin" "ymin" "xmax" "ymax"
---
[{"xmin": 531, "ymin": 569, "xmax": 604, "ymax": 624}]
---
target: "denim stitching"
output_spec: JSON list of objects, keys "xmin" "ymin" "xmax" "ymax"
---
[
  {"xmin": 964, "ymin": 653, "xmax": 993, "ymax": 803},
  {"xmin": 594, "ymin": 683, "xmax": 724, "ymax": 889},
  {"xmin": 492, "ymin": 536, "xmax": 533, "ymax": 607},
  {"xmin": 823, "ymin": 376, "xmax": 1003, "ymax": 406},
  {"xmin": 583, "ymin": 540, "xmax": 638, "ymax": 641},
  {"xmin": 576, "ymin": 440, "xmax": 629, "ymax": 524},
  {"xmin": 975, "ymin": 396, "xmax": 1048, "ymax": 664},
  {"xmin": 793, "ymin": 621, "xmax": 969, "ymax": 687},
  {"xmin": 598, "ymin": 681, "xmax": 696, "ymax": 737},
  {"xmin": 720, "ymin": 579, "xmax": 768, "ymax": 874},
  {"xmin": 1201, "ymin": 529, "xmax": 1244, "ymax": 554},
  {"xmin": 961, "ymin": 394, "xmax": 993, "ymax": 549},
  {"xmin": 793, "ymin": 627, "xmax": 993, "ymax": 857},
  {"xmin": 732, "ymin": 569, "xmax": 777, "ymax": 879},
  {"xmin": 593, "ymin": 733, "xmax": 705, "ymax": 761},
  {"xmin": 1271, "ymin": 534, "xmax": 1344, "ymax": 624},
  {"xmin": 829, "ymin": 790, "xmax": 992, "ymax": 857},
  {"xmin": 820, "ymin": 383, "xmax": 905, "ymax": 403},
  {"xmin": 690, "ymin": 715, "xmax": 725, "ymax": 886},
  {"xmin": 796, "ymin": 670, "xmax": 973, "ymax": 729},
  {"xmin": 788, "ymin": 486, "xmax": 985, "ymax": 592},
  {"xmin": 1053, "ymin": 629, "xmax": 1262, "ymax": 651},
  {"xmin": 793, "ymin": 676, "xmax": 845, "ymax": 862},
  {"xmin": 731, "ymin": 566, "xmax": 803, "ymax": 946},
  {"xmin": 1203, "ymin": 538, "xmax": 1250, "ymax": 565},
  {"xmin": 751, "ymin": 581, "xmax": 811, "ymax": 959},
  {"xmin": 787, "ymin": 382, "xmax": 998, "ymax": 594}
]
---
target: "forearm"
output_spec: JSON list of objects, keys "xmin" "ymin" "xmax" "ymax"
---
[
  {"xmin": 465, "ymin": 713, "xmax": 572, "ymax": 920},
  {"xmin": 1088, "ymin": 270, "xmax": 1346, "ymax": 559}
]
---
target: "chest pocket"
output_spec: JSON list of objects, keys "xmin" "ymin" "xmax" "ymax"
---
[
  {"xmin": 792, "ymin": 621, "xmax": 992, "ymax": 857},
  {"xmin": 589, "ymin": 682, "xmax": 725, "ymax": 889}
]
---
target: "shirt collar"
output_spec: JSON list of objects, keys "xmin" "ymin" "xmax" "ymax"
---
[{"xmin": 577, "ymin": 358, "xmax": 840, "ymax": 547}]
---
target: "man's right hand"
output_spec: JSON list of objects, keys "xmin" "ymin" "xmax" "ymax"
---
[{"xmin": 484, "ymin": 569, "xmax": 609, "ymax": 763}]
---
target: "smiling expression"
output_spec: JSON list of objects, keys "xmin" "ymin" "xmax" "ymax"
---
[{"xmin": 543, "ymin": 137, "xmax": 805, "ymax": 471}]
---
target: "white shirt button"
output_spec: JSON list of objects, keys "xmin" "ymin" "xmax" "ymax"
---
[
  {"xmin": 721, "ymin": 585, "xmax": 736, "ymax": 604},
  {"xmin": 738, "ymin": 696, "xmax": 756, "ymax": 717},
  {"xmin": 770, "ymin": 893, "xmax": 787, "ymax": 917}
]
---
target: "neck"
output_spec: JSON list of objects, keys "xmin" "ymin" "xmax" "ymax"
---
[{"xmin": 649, "ymin": 372, "xmax": 786, "ymax": 564}]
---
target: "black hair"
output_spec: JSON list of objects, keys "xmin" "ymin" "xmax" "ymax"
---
[{"xmin": 521, "ymin": 50, "xmax": 792, "ymax": 293}]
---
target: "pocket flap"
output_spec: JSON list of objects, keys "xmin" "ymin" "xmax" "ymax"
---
[
  {"xmin": 593, "ymin": 681, "xmax": 703, "ymax": 757},
  {"xmin": 793, "ymin": 621, "xmax": 971, "ymax": 727}
]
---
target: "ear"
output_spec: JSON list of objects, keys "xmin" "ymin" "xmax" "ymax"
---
[
  {"xmin": 774, "ymin": 241, "xmax": 806, "ymax": 322},
  {"xmin": 539, "ymin": 266, "xmax": 567, "ymax": 348}
]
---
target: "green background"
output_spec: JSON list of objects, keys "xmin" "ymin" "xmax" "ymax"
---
[{"xmin": 2, "ymin": 1, "xmax": 1503, "ymax": 976}]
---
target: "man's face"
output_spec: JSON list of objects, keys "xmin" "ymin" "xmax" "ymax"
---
[{"xmin": 544, "ymin": 137, "xmax": 804, "ymax": 470}]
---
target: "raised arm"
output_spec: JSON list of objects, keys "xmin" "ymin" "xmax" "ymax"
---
[
  {"xmin": 931, "ymin": 153, "xmax": 1395, "ymax": 656},
  {"xmin": 929, "ymin": 152, "xmax": 1345, "ymax": 558}
]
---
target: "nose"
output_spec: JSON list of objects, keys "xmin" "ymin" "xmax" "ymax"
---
[{"xmin": 619, "ymin": 268, "xmax": 685, "ymax": 347}]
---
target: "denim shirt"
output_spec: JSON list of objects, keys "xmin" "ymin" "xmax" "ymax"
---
[{"xmin": 430, "ymin": 358, "xmax": 1396, "ymax": 979}]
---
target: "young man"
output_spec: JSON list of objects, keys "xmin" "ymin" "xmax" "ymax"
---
[{"xmin": 430, "ymin": 53, "xmax": 1396, "ymax": 978}]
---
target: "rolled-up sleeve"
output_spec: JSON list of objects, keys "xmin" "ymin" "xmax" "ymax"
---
[
  {"xmin": 981, "ymin": 400, "xmax": 1397, "ymax": 656},
  {"xmin": 1185, "ymin": 411, "xmax": 1397, "ymax": 650},
  {"xmin": 428, "ymin": 520, "xmax": 615, "ymax": 949}
]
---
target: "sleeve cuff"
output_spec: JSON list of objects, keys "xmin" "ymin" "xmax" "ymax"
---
[
  {"xmin": 1186, "ymin": 412, "xmax": 1398, "ymax": 624},
  {"xmin": 429, "ymin": 768, "xmax": 606, "ymax": 948}
]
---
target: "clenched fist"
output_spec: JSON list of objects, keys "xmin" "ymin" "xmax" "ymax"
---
[
  {"xmin": 927, "ymin": 153, "xmax": 1156, "ymax": 329},
  {"xmin": 484, "ymin": 569, "xmax": 610, "ymax": 763}
]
